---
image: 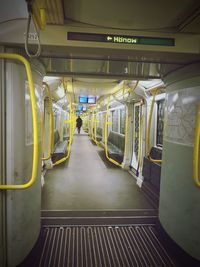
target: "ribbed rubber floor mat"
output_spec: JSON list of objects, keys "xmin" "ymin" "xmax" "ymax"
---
[{"xmin": 37, "ymin": 225, "xmax": 176, "ymax": 267}]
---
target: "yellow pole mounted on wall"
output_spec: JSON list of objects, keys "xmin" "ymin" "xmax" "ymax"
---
[
  {"xmin": 42, "ymin": 82, "xmax": 54, "ymax": 161},
  {"xmin": 104, "ymin": 96, "xmax": 122, "ymax": 167},
  {"xmin": 91, "ymin": 109, "xmax": 95, "ymax": 140},
  {"xmin": 146, "ymin": 90, "xmax": 162, "ymax": 164},
  {"xmin": 88, "ymin": 111, "xmax": 92, "ymax": 136},
  {"xmin": 193, "ymin": 103, "xmax": 200, "ymax": 188},
  {"xmin": 91, "ymin": 108, "xmax": 99, "ymax": 145},
  {"xmin": 94, "ymin": 113, "xmax": 100, "ymax": 146},
  {"xmin": 0, "ymin": 53, "xmax": 38, "ymax": 190}
]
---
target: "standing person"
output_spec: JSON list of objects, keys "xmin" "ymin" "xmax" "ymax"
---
[{"xmin": 76, "ymin": 116, "xmax": 82, "ymax": 134}]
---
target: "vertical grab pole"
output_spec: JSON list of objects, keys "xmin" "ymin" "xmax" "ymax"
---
[
  {"xmin": 88, "ymin": 112, "xmax": 90, "ymax": 135},
  {"xmin": 91, "ymin": 109, "xmax": 95, "ymax": 140},
  {"xmin": 94, "ymin": 111, "xmax": 99, "ymax": 145},
  {"xmin": 91, "ymin": 108, "xmax": 98, "ymax": 145},
  {"xmin": 193, "ymin": 103, "xmax": 200, "ymax": 188},
  {"xmin": 94, "ymin": 111, "xmax": 97, "ymax": 143}
]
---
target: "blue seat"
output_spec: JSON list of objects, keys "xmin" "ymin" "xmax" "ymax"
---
[
  {"xmin": 52, "ymin": 130, "xmax": 68, "ymax": 163},
  {"xmin": 96, "ymin": 127, "xmax": 103, "ymax": 141},
  {"xmin": 107, "ymin": 131, "xmax": 125, "ymax": 164},
  {"xmin": 142, "ymin": 147, "xmax": 162, "ymax": 190}
]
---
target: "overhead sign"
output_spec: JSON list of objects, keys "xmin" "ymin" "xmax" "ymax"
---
[{"xmin": 68, "ymin": 32, "xmax": 175, "ymax": 46}]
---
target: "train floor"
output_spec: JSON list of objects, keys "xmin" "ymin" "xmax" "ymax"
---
[
  {"xmin": 19, "ymin": 131, "xmax": 194, "ymax": 267},
  {"xmin": 41, "ymin": 131, "xmax": 153, "ymax": 211}
]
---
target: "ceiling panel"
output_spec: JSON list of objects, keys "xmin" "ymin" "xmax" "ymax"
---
[
  {"xmin": 46, "ymin": 0, "xmax": 64, "ymax": 25},
  {"xmin": 63, "ymin": 0, "xmax": 200, "ymax": 31},
  {"xmin": 0, "ymin": 0, "xmax": 27, "ymax": 23}
]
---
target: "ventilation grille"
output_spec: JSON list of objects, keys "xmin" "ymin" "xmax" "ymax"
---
[{"xmin": 37, "ymin": 225, "xmax": 176, "ymax": 267}]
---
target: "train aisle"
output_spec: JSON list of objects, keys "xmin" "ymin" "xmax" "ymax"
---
[
  {"xmin": 19, "ymin": 134, "xmax": 182, "ymax": 267},
  {"xmin": 42, "ymin": 132, "xmax": 153, "ymax": 211}
]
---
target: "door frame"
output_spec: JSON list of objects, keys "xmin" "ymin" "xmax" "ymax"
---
[
  {"xmin": 131, "ymin": 102, "xmax": 142, "ymax": 170},
  {"xmin": 0, "ymin": 48, "xmax": 7, "ymax": 267}
]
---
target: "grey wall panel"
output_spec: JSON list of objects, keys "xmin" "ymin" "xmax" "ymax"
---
[
  {"xmin": 159, "ymin": 64, "xmax": 200, "ymax": 260},
  {"xmin": 5, "ymin": 61, "xmax": 44, "ymax": 267},
  {"xmin": 0, "ymin": 48, "xmax": 6, "ymax": 267}
]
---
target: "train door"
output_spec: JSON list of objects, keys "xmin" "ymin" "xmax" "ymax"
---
[
  {"xmin": 0, "ymin": 50, "xmax": 6, "ymax": 266},
  {"xmin": 131, "ymin": 102, "xmax": 142, "ymax": 170},
  {"xmin": 0, "ymin": 56, "xmax": 44, "ymax": 267}
]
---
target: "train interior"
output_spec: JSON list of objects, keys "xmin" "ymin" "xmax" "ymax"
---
[{"xmin": 0, "ymin": 0, "xmax": 200, "ymax": 266}]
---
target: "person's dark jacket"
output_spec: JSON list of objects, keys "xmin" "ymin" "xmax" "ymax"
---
[{"xmin": 76, "ymin": 117, "xmax": 82, "ymax": 128}]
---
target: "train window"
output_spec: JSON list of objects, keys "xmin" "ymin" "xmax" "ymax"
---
[
  {"xmin": 54, "ymin": 113, "xmax": 59, "ymax": 130},
  {"xmin": 120, "ymin": 108, "xmax": 125, "ymax": 134},
  {"xmin": 156, "ymin": 99, "xmax": 165, "ymax": 146},
  {"xmin": 97, "ymin": 113, "xmax": 102, "ymax": 128},
  {"xmin": 53, "ymin": 108, "xmax": 61, "ymax": 131},
  {"xmin": 111, "ymin": 110, "xmax": 118, "ymax": 132}
]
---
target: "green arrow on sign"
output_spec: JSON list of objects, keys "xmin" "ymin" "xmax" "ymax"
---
[{"xmin": 107, "ymin": 36, "xmax": 112, "ymax": 41}]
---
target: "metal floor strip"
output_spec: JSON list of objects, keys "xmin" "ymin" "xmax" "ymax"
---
[{"xmin": 35, "ymin": 225, "xmax": 177, "ymax": 267}]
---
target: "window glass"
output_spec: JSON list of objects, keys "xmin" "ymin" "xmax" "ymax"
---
[
  {"xmin": 97, "ymin": 113, "xmax": 102, "ymax": 128},
  {"xmin": 120, "ymin": 108, "xmax": 126, "ymax": 134},
  {"xmin": 54, "ymin": 113, "xmax": 58, "ymax": 130},
  {"xmin": 111, "ymin": 110, "xmax": 118, "ymax": 132},
  {"xmin": 157, "ymin": 99, "xmax": 165, "ymax": 146},
  {"xmin": 53, "ymin": 108, "xmax": 60, "ymax": 130}
]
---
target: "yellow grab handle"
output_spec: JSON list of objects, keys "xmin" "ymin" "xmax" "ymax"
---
[
  {"xmin": 42, "ymin": 82, "xmax": 54, "ymax": 161},
  {"xmin": 0, "ymin": 53, "xmax": 38, "ymax": 190},
  {"xmin": 193, "ymin": 103, "xmax": 200, "ymax": 187},
  {"xmin": 147, "ymin": 90, "xmax": 162, "ymax": 164},
  {"xmin": 91, "ymin": 110, "xmax": 99, "ymax": 145},
  {"xmin": 91, "ymin": 110, "xmax": 95, "ymax": 139}
]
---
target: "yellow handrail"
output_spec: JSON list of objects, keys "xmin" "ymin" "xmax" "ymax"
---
[
  {"xmin": 193, "ymin": 103, "xmax": 200, "ymax": 188},
  {"xmin": 104, "ymin": 97, "xmax": 122, "ymax": 167},
  {"xmin": 91, "ymin": 110, "xmax": 95, "ymax": 140},
  {"xmin": 88, "ymin": 113, "xmax": 91, "ymax": 136},
  {"xmin": 42, "ymin": 82, "xmax": 54, "ymax": 161},
  {"xmin": 52, "ymin": 103, "xmax": 74, "ymax": 166},
  {"xmin": 91, "ymin": 109, "xmax": 100, "ymax": 145},
  {"xmin": 94, "ymin": 118, "xmax": 100, "ymax": 145},
  {"xmin": 146, "ymin": 90, "xmax": 162, "ymax": 163},
  {"xmin": 0, "ymin": 53, "xmax": 38, "ymax": 190}
]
